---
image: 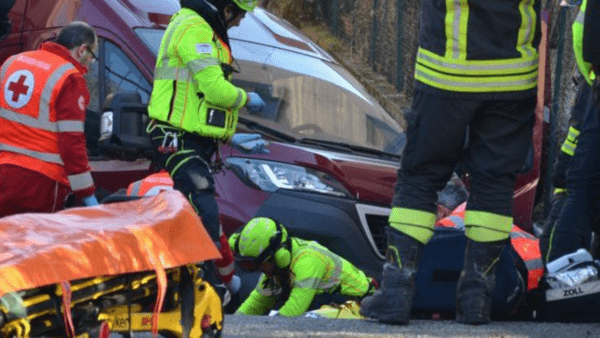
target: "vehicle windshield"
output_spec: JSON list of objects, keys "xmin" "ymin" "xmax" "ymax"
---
[{"xmin": 135, "ymin": 28, "xmax": 405, "ymax": 156}]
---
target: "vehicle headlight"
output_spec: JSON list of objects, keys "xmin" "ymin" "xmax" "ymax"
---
[{"xmin": 225, "ymin": 157, "xmax": 352, "ymax": 198}]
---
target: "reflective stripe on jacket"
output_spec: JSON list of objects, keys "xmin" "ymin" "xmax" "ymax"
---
[
  {"xmin": 560, "ymin": 125, "xmax": 580, "ymax": 156},
  {"xmin": 573, "ymin": 0, "xmax": 597, "ymax": 85},
  {"xmin": 237, "ymin": 238, "xmax": 373, "ymax": 317},
  {"xmin": 148, "ymin": 8, "xmax": 247, "ymax": 139},
  {"xmin": 127, "ymin": 170, "xmax": 174, "ymax": 196},
  {"xmin": 415, "ymin": 0, "xmax": 540, "ymax": 93},
  {"xmin": 0, "ymin": 50, "xmax": 93, "ymax": 191},
  {"xmin": 436, "ymin": 203, "xmax": 543, "ymax": 290},
  {"xmin": 437, "ymin": 203, "xmax": 466, "ymax": 229},
  {"xmin": 510, "ymin": 225, "xmax": 543, "ymax": 291}
]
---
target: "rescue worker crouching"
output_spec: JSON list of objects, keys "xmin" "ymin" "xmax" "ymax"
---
[
  {"xmin": 146, "ymin": 0, "xmax": 266, "ymax": 289},
  {"xmin": 230, "ymin": 217, "xmax": 378, "ymax": 317}
]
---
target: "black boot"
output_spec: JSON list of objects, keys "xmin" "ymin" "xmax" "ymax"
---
[
  {"xmin": 199, "ymin": 260, "xmax": 228, "ymax": 302},
  {"xmin": 456, "ymin": 239, "xmax": 506, "ymax": 325},
  {"xmin": 360, "ymin": 228, "xmax": 424, "ymax": 324}
]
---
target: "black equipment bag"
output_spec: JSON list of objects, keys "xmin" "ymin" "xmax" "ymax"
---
[
  {"xmin": 539, "ymin": 261, "xmax": 600, "ymax": 323},
  {"xmin": 411, "ymin": 227, "xmax": 528, "ymax": 319}
]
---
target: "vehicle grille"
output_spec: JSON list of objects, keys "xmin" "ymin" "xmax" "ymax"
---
[{"xmin": 365, "ymin": 214, "xmax": 388, "ymax": 256}]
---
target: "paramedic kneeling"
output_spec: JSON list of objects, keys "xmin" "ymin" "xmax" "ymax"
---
[{"xmin": 230, "ymin": 217, "xmax": 378, "ymax": 317}]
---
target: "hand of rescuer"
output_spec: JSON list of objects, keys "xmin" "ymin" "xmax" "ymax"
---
[
  {"xmin": 82, "ymin": 195, "xmax": 99, "ymax": 206},
  {"xmin": 230, "ymin": 133, "xmax": 270, "ymax": 154},
  {"xmin": 226, "ymin": 274, "xmax": 241, "ymax": 294},
  {"xmin": 245, "ymin": 92, "xmax": 265, "ymax": 113}
]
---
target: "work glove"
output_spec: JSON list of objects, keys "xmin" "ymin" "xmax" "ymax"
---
[
  {"xmin": 230, "ymin": 133, "xmax": 270, "ymax": 154},
  {"xmin": 82, "ymin": 195, "xmax": 99, "ymax": 206},
  {"xmin": 225, "ymin": 275, "xmax": 241, "ymax": 295},
  {"xmin": 246, "ymin": 92, "xmax": 265, "ymax": 113},
  {"xmin": 223, "ymin": 275, "xmax": 242, "ymax": 314}
]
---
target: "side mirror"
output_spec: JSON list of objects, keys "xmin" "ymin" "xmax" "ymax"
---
[
  {"xmin": 0, "ymin": 20, "xmax": 10, "ymax": 42},
  {"xmin": 0, "ymin": 0, "xmax": 16, "ymax": 42},
  {"xmin": 98, "ymin": 92, "xmax": 153, "ymax": 161}
]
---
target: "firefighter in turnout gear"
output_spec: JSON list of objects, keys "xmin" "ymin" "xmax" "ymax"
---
[
  {"xmin": 0, "ymin": 22, "xmax": 98, "ymax": 216},
  {"xmin": 230, "ymin": 217, "xmax": 378, "ymax": 317},
  {"xmin": 146, "ymin": 0, "xmax": 264, "ymax": 288},
  {"xmin": 359, "ymin": 0, "xmax": 541, "ymax": 325},
  {"xmin": 538, "ymin": 72, "xmax": 599, "ymax": 262},
  {"xmin": 542, "ymin": 0, "xmax": 600, "ymax": 265}
]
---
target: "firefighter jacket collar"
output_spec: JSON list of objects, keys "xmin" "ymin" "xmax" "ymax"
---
[
  {"xmin": 39, "ymin": 41, "xmax": 88, "ymax": 76},
  {"xmin": 181, "ymin": 0, "xmax": 230, "ymax": 47}
]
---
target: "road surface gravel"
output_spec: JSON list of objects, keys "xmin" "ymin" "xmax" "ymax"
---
[{"xmin": 222, "ymin": 314, "xmax": 600, "ymax": 338}]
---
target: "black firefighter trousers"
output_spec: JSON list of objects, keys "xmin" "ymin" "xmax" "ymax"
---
[
  {"xmin": 393, "ymin": 88, "xmax": 536, "ymax": 240},
  {"xmin": 544, "ymin": 82, "xmax": 600, "ymax": 262}
]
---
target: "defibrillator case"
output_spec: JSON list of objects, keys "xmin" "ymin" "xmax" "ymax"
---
[{"xmin": 539, "ymin": 261, "xmax": 600, "ymax": 323}]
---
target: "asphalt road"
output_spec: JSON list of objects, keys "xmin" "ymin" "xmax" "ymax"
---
[{"xmin": 222, "ymin": 315, "xmax": 600, "ymax": 338}]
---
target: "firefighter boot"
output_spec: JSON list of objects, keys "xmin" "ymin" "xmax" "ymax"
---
[
  {"xmin": 360, "ymin": 228, "xmax": 424, "ymax": 324},
  {"xmin": 456, "ymin": 239, "xmax": 506, "ymax": 325}
]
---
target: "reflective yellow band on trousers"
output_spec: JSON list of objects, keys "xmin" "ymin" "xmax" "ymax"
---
[
  {"xmin": 388, "ymin": 207, "xmax": 436, "ymax": 244},
  {"xmin": 464, "ymin": 210, "xmax": 512, "ymax": 242}
]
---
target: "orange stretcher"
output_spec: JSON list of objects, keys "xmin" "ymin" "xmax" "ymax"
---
[{"xmin": 0, "ymin": 190, "xmax": 222, "ymax": 338}]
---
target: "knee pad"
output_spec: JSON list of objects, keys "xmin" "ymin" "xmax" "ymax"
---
[{"xmin": 169, "ymin": 156, "xmax": 214, "ymax": 195}]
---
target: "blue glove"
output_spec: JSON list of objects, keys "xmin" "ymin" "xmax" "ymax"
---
[
  {"xmin": 225, "ymin": 275, "xmax": 241, "ymax": 295},
  {"xmin": 82, "ymin": 195, "xmax": 99, "ymax": 206},
  {"xmin": 246, "ymin": 92, "xmax": 265, "ymax": 113},
  {"xmin": 230, "ymin": 133, "xmax": 270, "ymax": 154}
]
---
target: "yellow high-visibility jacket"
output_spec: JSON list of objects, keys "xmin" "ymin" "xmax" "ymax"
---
[
  {"xmin": 148, "ymin": 8, "xmax": 247, "ymax": 139},
  {"xmin": 573, "ymin": 0, "xmax": 597, "ymax": 85},
  {"xmin": 235, "ymin": 237, "xmax": 374, "ymax": 317}
]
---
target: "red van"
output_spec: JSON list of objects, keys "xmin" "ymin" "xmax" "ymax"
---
[{"xmin": 1, "ymin": 0, "xmax": 546, "ymax": 297}]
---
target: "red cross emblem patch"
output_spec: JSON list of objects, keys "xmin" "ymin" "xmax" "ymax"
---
[{"xmin": 3, "ymin": 70, "xmax": 35, "ymax": 109}]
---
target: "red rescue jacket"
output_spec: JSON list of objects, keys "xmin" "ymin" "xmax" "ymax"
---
[{"xmin": 0, "ymin": 42, "xmax": 94, "ymax": 198}]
